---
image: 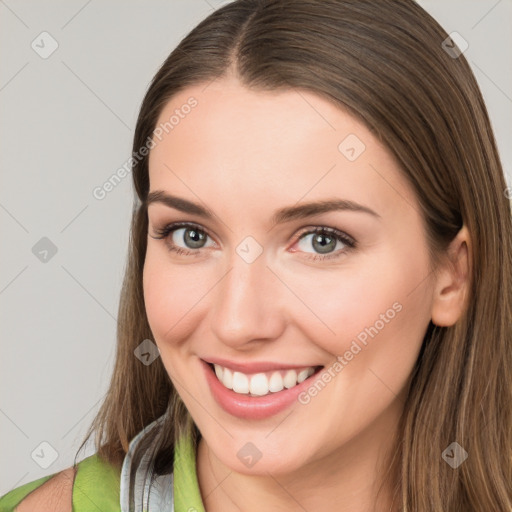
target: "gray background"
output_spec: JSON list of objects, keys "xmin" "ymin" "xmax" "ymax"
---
[{"xmin": 1, "ymin": 0, "xmax": 511, "ymax": 495}]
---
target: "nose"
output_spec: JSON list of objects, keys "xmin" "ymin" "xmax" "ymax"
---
[{"xmin": 209, "ymin": 251, "xmax": 286, "ymax": 350}]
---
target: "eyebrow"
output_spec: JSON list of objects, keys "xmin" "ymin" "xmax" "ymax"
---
[{"xmin": 146, "ymin": 190, "xmax": 380, "ymax": 226}]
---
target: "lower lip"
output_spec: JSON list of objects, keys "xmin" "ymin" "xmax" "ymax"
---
[{"xmin": 201, "ymin": 360, "xmax": 321, "ymax": 420}]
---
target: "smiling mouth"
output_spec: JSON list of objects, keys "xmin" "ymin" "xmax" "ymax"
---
[{"xmin": 207, "ymin": 363, "xmax": 323, "ymax": 397}]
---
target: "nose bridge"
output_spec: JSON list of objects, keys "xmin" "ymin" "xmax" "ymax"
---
[{"xmin": 210, "ymin": 246, "xmax": 284, "ymax": 346}]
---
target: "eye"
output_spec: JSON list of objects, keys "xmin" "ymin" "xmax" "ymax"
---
[
  {"xmin": 149, "ymin": 222, "xmax": 214, "ymax": 257},
  {"xmin": 292, "ymin": 226, "xmax": 356, "ymax": 261}
]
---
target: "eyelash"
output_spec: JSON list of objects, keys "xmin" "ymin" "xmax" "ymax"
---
[{"xmin": 150, "ymin": 221, "xmax": 356, "ymax": 262}]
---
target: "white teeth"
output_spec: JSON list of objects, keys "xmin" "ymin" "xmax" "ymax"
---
[
  {"xmin": 297, "ymin": 368, "xmax": 310, "ymax": 383},
  {"xmin": 212, "ymin": 363, "xmax": 317, "ymax": 397},
  {"xmin": 268, "ymin": 371, "xmax": 284, "ymax": 392},
  {"xmin": 232, "ymin": 371, "xmax": 249, "ymax": 393},
  {"xmin": 222, "ymin": 367, "xmax": 233, "ymax": 389},
  {"xmin": 283, "ymin": 370, "xmax": 298, "ymax": 389},
  {"xmin": 249, "ymin": 373, "xmax": 268, "ymax": 396}
]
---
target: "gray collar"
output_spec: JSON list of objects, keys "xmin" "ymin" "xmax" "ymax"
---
[{"xmin": 119, "ymin": 413, "xmax": 174, "ymax": 512}]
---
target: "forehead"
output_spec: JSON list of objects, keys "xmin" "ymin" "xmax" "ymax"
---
[{"xmin": 147, "ymin": 76, "xmax": 417, "ymax": 221}]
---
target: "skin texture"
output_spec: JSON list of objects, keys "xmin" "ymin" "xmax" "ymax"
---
[
  {"xmin": 16, "ymin": 467, "xmax": 76, "ymax": 512},
  {"xmin": 143, "ymin": 74, "xmax": 470, "ymax": 512}
]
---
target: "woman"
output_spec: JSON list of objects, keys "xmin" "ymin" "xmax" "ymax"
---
[{"xmin": 1, "ymin": 0, "xmax": 511, "ymax": 510}]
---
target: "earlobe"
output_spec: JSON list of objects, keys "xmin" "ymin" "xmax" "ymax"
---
[{"xmin": 431, "ymin": 225, "xmax": 471, "ymax": 327}]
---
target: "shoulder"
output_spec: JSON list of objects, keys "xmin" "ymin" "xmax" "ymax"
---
[
  {"xmin": 0, "ymin": 454, "xmax": 122, "ymax": 512},
  {"xmin": 0, "ymin": 467, "xmax": 75, "ymax": 512}
]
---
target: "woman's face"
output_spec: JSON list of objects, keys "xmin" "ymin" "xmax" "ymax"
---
[{"xmin": 143, "ymin": 76, "xmax": 436, "ymax": 476}]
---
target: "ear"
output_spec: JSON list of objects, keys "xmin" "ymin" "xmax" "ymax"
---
[{"xmin": 431, "ymin": 225, "xmax": 471, "ymax": 327}]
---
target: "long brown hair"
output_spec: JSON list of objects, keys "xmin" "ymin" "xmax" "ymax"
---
[{"xmin": 76, "ymin": 0, "xmax": 512, "ymax": 509}]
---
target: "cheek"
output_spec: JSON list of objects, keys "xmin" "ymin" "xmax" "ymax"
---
[
  {"xmin": 142, "ymin": 246, "xmax": 212, "ymax": 346},
  {"xmin": 292, "ymin": 242, "xmax": 433, "ymax": 364},
  {"xmin": 286, "ymin": 246, "xmax": 433, "ymax": 446},
  {"xmin": 143, "ymin": 250, "xmax": 169, "ymax": 335},
  {"xmin": 142, "ymin": 253, "xmax": 192, "ymax": 384}
]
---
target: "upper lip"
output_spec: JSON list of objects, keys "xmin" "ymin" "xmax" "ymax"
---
[{"xmin": 203, "ymin": 357, "xmax": 322, "ymax": 374}]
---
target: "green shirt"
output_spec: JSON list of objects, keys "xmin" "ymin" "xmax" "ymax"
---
[{"xmin": 0, "ymin": 433, "xmax": 205, "ymax": 511}]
